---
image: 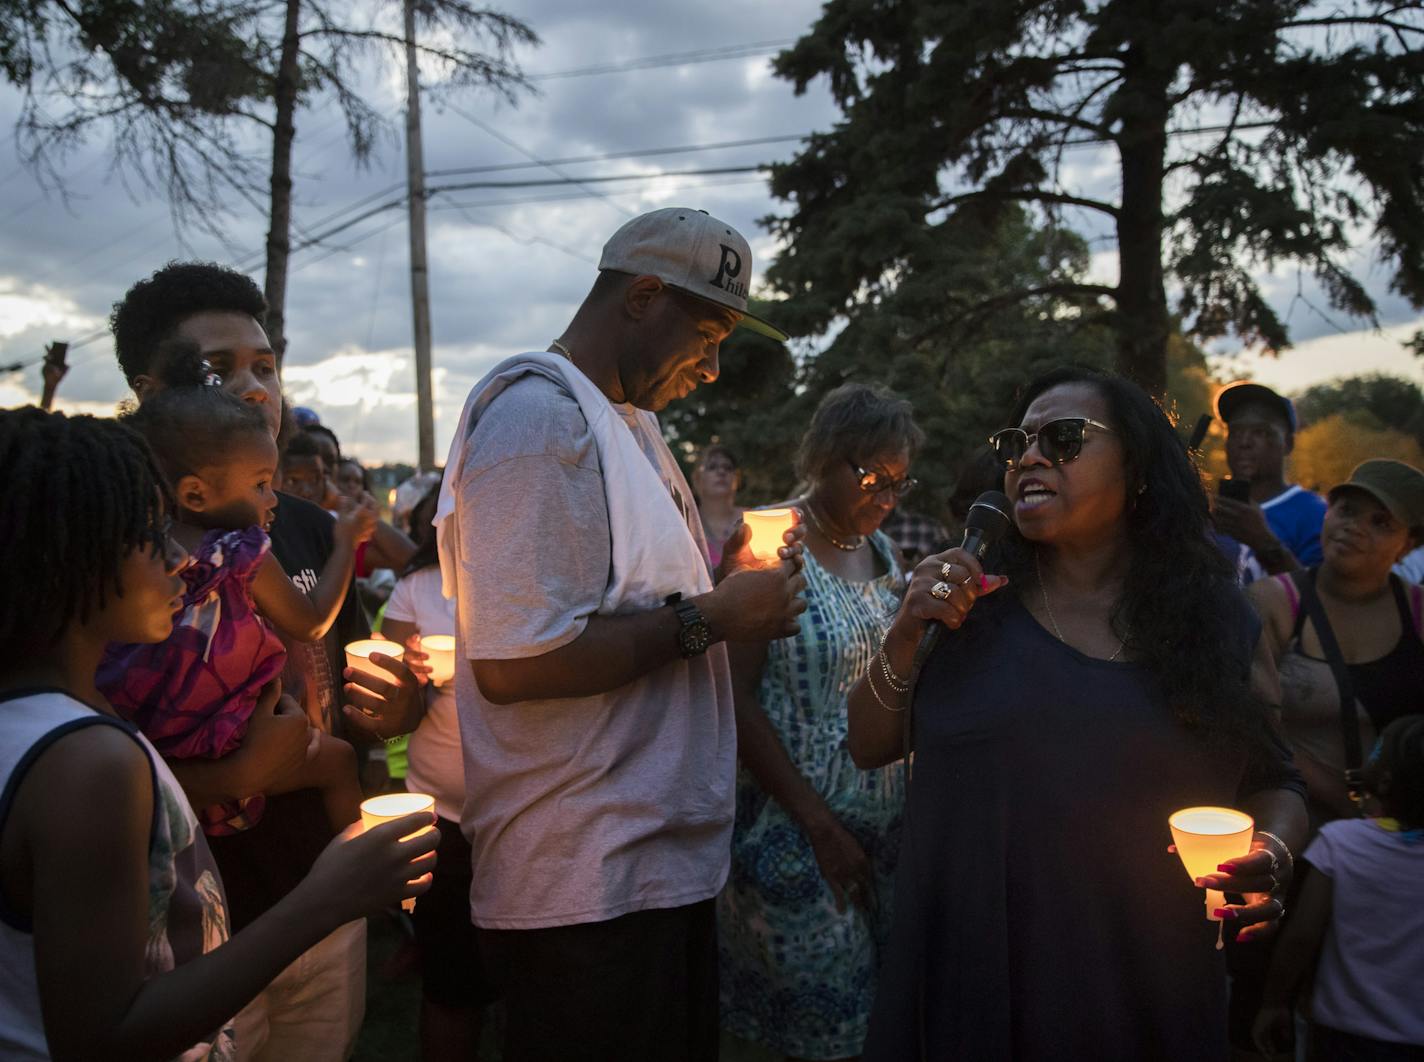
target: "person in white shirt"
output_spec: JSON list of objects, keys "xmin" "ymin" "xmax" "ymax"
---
[{"xmin": 437, "ymin": 207, "xmax": 807, "ymax": 1061}]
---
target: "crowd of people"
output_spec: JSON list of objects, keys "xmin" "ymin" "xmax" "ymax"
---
[{"xmin": 1, "ymin": 204, "xmax": 1421, "ymax": 1062}]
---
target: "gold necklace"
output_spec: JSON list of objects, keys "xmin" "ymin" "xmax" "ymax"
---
[
  {"xmin": 1035, "ymin": 551, "xmax": 1129, "ymax": 662},
  {"xmin": 550, "ymin": 339, "xmax": 573, "ymax": 359},
  {"xmin": 803, "ymin": 498, "xmax": 865, "ymax": 552}
]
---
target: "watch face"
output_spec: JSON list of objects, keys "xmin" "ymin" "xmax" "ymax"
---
[{"xmin": 679, "ymin": 623, "xmax": 710, "ymax": 656}]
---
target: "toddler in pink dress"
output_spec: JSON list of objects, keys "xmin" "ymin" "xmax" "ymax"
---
[{"xmin": 97, "ymin": 346, "xmax": 374, "ymax": 835}]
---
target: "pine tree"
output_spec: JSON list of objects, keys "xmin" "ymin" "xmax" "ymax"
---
[{"xmin": 767, "ymin": 0, "xmax": 1424, "ymax": 395}]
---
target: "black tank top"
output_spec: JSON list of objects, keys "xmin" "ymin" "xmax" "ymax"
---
[{"xmin": 1289, "ymin": 573, "xmax": 1424, "ymax": 733}]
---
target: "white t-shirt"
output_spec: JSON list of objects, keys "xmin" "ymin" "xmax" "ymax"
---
[
  {"xmin": 383, "ymin": 567, "xmax": 464, "ymax": 824},
  {"xmin": 1394, "ymin": 545, "xmax": 1424, "ymax": 585},
  {"xmin": 1305, "ymin": 818, "xmax": 1424, "ymax": 1046},
  {"xmin": 453, "ymin": 374, "xmax": 735, "ymax": 930}
]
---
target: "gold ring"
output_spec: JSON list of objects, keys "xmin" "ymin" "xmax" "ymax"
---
[
  {"xmin": 930, "ymin": 581, "xmax": 952, "ymax": 600},
  {"xmin": 940, "ymin": 562, "xmax": 955, "ymax": 580}
]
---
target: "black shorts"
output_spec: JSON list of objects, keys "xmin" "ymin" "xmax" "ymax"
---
[
  {"xmin": 477, "ymin": 898, "xmax": 718, "ymax": 1062},
  {"xmin": 411, "ymin": 816, "xmax": 499, "ymax": 1009}
]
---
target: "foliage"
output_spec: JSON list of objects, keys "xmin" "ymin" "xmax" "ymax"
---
[
  {"xmin": 1294, "ymin": 373, "xmax": 1424, "ymax": 447},
  {"xmin": 766, "ymin": 0, "xmax": 1424, "ymax": 394},
  {"xmin": 1291, "ymin": 412, "xmax": 1424, "ymax": 491},
  {"xmin": 1, "ymin": 1, "xmax": 271, "ymax": 228}
]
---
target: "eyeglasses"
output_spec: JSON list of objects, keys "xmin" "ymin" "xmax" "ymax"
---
[
  {"xmin": 988, "ymin": 417, "xmax": 1118, "ymax": 472},
  {"xmin": 847, "ymin": 459, "xmax": 917, "ymax": 498}
]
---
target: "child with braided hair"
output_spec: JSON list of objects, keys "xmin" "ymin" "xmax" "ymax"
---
[
  {"xmin": 96, "ymin": 341, "xmax": 376, "ymax": 837},
  {"xmin": 0, "ymin": 407, "xmax": 436, "ymax": 1061}
]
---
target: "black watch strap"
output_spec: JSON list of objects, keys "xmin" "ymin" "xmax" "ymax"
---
[{"xmin": 672, "ymin": 598, "xmax": 710, "ymax": 658}]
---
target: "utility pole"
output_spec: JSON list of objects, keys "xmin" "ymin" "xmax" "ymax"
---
[{"xmin": 404, "ymin": 0, "xmax": 436, "ymax": 470}]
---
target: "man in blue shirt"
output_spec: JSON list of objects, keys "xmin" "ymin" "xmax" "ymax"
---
[{"xmin": 1214, "ymin": 382, "xmax": 1327, "ymax": 583}]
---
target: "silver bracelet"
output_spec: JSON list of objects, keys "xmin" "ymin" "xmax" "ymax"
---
[
  {"xmin": 878, "ymin": 649, "xmax": 910, "ymax": 693},
  {"xmin": 1254, "ymin": 830, "xmax": 1293, "ymax": 867},
  {"xmin": 866, "ymin": 663, "xmax": 907, "ymax": 713},
  {"xmin": 878, "ymin": 633, "xmax": 912, "ymax": 687},
  {"xmin": 1254, "ymin": 830, "xmax": 1294, "ymax": 889}
]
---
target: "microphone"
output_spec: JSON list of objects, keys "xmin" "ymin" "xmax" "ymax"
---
[
  {"xmin": 960, "ymin": 490, "xmax": 1012, "ymax": 564},
  {"xmin": 910, "ymin": 490, "xmax": 1014, "ymax": 671}
]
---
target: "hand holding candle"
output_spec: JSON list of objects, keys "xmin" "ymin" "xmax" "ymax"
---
[
  {"xmin": 420, "ymin": 634, "xmax": 456, "ymax": 686},
  {"xmin": 302, "ymin": 802, "xmax": 438, "ymax": 926},
  {"xmin": 1169, "ymin": 806, "xmax": 1254, "ymax": 922},
  {"xmin": 741, "ymin": 507, "xmax": 799, "ymax": 564},
  {"xmin": 360, "ymin": 793, "xmax": 437, "ymax": 911},
  {"xmin": 345, "ymin": 639, "xmax": 405, "ymax": 683}
]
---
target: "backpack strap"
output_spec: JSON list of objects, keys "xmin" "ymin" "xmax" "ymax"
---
[
  {"xmin": 1298, "ymin": 568, "xmax": 1366, "ymax": 813},
  {"xmin": 1280, "ymin": 570, "xmax": 1308, "ymax": 643}
]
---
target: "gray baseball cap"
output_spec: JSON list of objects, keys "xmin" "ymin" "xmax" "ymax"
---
[
  {"xmin": 598, "ymin": 207, "xmax": 788, "ymax": 342},
  {"xmin": 1329, "ymin": 459, "xmax": 1424, "ymax": 530}
]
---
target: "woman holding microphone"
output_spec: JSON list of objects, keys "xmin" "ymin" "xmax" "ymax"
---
[{"xmin": 849, "ymin": 367, "xmax": 1307, "ymax": 1061}]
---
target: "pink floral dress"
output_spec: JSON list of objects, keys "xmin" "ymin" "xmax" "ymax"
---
[{"xmin": 98, "ymin": 526, "xmax": 287, "ymax": 835}]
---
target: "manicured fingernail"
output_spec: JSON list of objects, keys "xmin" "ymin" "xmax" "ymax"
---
[
  {"xmin": 1218, "ymin": 863, "xmax": 1237, "ymax": 873},
  {"xmin": 1214, "ymin": 908, "xmax": 1237, "ymax": 920}
]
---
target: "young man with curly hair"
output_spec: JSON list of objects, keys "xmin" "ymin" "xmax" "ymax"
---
[{"xmin": 110, "ymin": 261, "xmax": 427, "ymax": 1060}]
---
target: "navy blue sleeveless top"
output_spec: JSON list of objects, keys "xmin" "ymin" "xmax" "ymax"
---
[{"xmin": 863, "ymin": 593, "xmax": 1303, "ymax": 1062}]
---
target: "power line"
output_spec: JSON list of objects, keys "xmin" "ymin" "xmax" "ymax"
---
[
  {"xmin": 425, "ymin": 133, "xmax": 806, "ymax": 179},
  {"xmin": 428, "ymin": 164, "xmax": 760, "ymax": 196},
  {"xmin": 527, "ymin": 39, "xmax": 796, "ymax": 81},
  {"xmin": 440, "ymin": 100, "xmax": 634, "ymax": 218},
  {"xmin": 283, "ymin": 164, "xmax": 767, "ymax": 254},
  {"xmin": 429, "ymin": 175, "xmax": 768, "ymax": 214}
]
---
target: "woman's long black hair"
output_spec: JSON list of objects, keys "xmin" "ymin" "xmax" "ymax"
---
[
  {"xmin": 1000, "ymin": 366, "xmax": 1256, "ymax": 740},
  {"xmin": 0, "ymin": 408, "xmax": 171, "ymax": 660}
]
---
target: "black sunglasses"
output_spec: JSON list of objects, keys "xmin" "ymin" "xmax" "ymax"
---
[
  {"xmin": 847, "ymin": 459, "xmax": 917, "ymax": 498},
  {"xmin": 988, "ymin": 417, "xmax": 1117, "ymax": 472}
]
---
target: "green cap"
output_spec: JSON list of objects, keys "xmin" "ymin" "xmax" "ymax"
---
[{"xmin": 1328, "ymin": 459, "xmax": 1424, "ymax": 530}]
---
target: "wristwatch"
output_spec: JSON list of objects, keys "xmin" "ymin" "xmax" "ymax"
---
[{"xmin": 673, "ymin": 598, "xmax": 711, "ymax": 658}]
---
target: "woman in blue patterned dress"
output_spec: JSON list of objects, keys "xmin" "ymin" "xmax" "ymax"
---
[{"xmin": 720, "ymin": 384, "xmax": 923, "ymax": 1061}]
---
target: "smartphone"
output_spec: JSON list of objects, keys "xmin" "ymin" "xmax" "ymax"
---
[{"xmin": 1218, "ymin": 478, "xmax": 1252, "ymax": 503}]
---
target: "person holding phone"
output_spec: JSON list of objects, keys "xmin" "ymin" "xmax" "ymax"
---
[{"xmin": 1214, "ymin": 382, "xmax": 1327, "ymax": 584}]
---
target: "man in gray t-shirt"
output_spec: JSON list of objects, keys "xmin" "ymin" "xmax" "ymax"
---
[{"xmin": 446, "ymin": 208, "xmax": 806, "ymax": 1061}]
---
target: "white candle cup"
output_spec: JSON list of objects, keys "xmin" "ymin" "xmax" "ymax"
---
[
  {"xmin": 1169, "ymin": 806, "xmax": 1255, "ymax": 921},
  {"xmin": 359, "ymin": 792, "xmax": 436, "ymax": 912},
  {"xmin": 421, "ymin": 634, "xmax": 456, "ymax": 687},
  {"xmin": 742, "ymin": 508, "xmax": 797, "ymax": 564},
  {"xmin": 345, "ymin": 639, "xmax": 405, "ymax": 683}
]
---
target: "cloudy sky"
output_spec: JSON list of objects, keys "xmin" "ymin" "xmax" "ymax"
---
[{"xmin": 2, "ymin": 0, "xmax": 1420, "ymax": 465}]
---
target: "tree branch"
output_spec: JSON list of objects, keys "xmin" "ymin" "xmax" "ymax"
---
[
  {"xmin": 937, "ymin": 188, "xmax": 1121, "ymax": 219},
  {"xmin": 911, "ymin": 283, "xmax": 1119, "ymax": 355},
  {"xmin": 999, "ymin": 107, "xmax": 1112, "ymax": 138},
  {"xmin": 1280, "ymin": 15, "xmax": 1424, "ymax": 35}
]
